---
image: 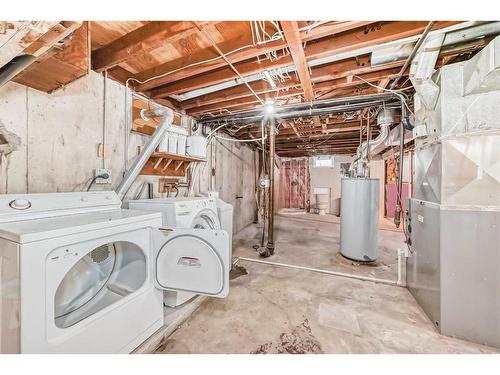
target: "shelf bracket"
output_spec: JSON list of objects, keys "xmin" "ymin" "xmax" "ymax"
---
[
  {"xmin": 153, "ymin": 157, "xmax": 164, "ymax": 170},
  {"xmin": 161, "ymin": 159, "xmax": 173, "ymax": 173},
  {"xmin": 174, "ymin": 160, "xmax": 184, "ymax": 171}
]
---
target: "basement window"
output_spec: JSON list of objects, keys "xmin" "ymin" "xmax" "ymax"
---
[{"xmin": 312, "ymin": 156, "xmax": 334, "ymax": 168}]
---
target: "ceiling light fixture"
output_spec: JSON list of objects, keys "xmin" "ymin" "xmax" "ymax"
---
[{"xmin": 264, "ymin": 99, "xmax": 275, "ymax": 114}]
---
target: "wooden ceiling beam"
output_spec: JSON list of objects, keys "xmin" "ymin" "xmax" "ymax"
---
[
  {"xmin": 159, "ymin": 34, "xmax": 480, "ymax": 115},
  {"xmin": 280, "ymin": 21, "xmax": 315, "ymax": 100},
  {"xmin": 187, "ymin": 88, "xmax": 303, "ymax": 115},
  {"xmin": 280, "ymin": 21, "xmax": 325, "ymax": 132},
  {"xmin": 92, "ymin": 21, "xmax": 216, "ymax": 72},
  {"xmin": 180, "ymin": 78, "xmax": 301, "ymax": 110},
  {"xmin": 277, "ymin": 148, "xmax": 358, "ymax": 156},
  {"xmin": 145, "ymin": 21, "xmax": 458, "ymax": 98},
  {"xmin": 134, "ymin": 21, "xmax": 374, "ymax": 92}
]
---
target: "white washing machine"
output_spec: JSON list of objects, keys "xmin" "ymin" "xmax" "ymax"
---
[
  {"xmin": 129, "ymin": 197, "xmax": 224, "ymax": 307},
  {"xmin": 197, "ymin": 191, "xmax": 234, "ymax": 263},
  {"xmin": 0, "ymin": 191, "xmax": 229, "ymax": 353},
  {"xmin": 130, "ymin": 197, "xmax": 220, "ymax": 230}
]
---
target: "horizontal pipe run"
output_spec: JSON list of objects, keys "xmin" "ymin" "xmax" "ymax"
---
[
  {"xmin": 235, "ymin": 257, "xmax": 402, "ymax": 287},
  {"xmin": 200, "ymin": 93, "xmax": 397, "ymax": 123},
  {"xmin": 202, "ymin": 100, "xmax": 400, "ymax": 127}
]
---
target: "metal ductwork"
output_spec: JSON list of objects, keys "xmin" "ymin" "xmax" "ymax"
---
[
  {"xmin": 115, "ymin": 108, "xmax": 174, "ymax": 200},
  {"xmin": 371, "ymin": 21, "xmax": 500, "ymax": 67},
  {"xmin": 0, "ymin": 55, "xmax": 37, "ymax": 89},
  {"xmin": 351, "ymin": 108, "xmax": 396, "ymax": 177}
]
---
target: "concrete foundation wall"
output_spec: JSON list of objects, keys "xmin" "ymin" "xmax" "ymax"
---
[{"xmin": 0, "ymin": 72, "xmax": 256, "ymax": 233}]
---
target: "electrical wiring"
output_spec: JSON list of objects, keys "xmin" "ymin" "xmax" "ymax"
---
[
  {"xmin": 214, "ymin": 134, "xmax": 267, "ymax": 142},
  {"xmin": 125, "ymin": 22, "xmax": 285, "ymax": 90},
  {"xmin": 123, "ymin": 20, "xmax": 332, "ymax": 100},
  {"xmin": 125, "ymin": 43, "xmax": 257, "ymax": 89},
  {"xmin": 352, "ymin": 75, "xmax": 415, "ymax": 116},
  {"xmin": 197, "ymin": 26, "xmax": 265, "ymax": 106}
]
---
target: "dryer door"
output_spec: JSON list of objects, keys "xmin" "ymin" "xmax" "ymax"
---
[{"xmin": 153, "ymin": 228, "xmax": 229, "ymax": 298}]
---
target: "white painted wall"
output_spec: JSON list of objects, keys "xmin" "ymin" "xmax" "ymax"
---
[
  {"xmin": 309, "ymin": 155, "xmax": 353, "ymax": 215},
  {"xmin": 0, "ymin": 72, "xmax": 256, "ymax": 233},
  {"xmin": 369, "ymin": 159, "xmax": 386, "ymax": 220}
]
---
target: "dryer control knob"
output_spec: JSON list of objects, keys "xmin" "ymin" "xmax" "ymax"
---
[{"xmin": 9, "ymin": 199, "xmax": 31, "ymax": 210}]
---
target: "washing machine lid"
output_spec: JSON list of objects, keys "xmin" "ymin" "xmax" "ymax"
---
[
  {"xmin": 0, "ymin": 209, "xmax": 161, "ymax": 244},
  {"xmin": 153, "ymin": 228, "xmax": 229, "ymax": 297}
]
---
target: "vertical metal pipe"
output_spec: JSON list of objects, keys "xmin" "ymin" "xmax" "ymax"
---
[
  {"xmin": 394, "ymin": 111, "xmax": 406, "ymax": 228},
  {"xmin": 102, "ymin": 70, "xmax": 108, "ymax": 169},
  {"xmin": 116, "ymin": 108, "xmax": 173, "ymax": 200},
  {"xmin": 359, "ymin": 117, "xmax": 363, "ymax": 146},
  {"xmin": 366, "ymin": 113, "xmax": 371, "ymax": 176},
  {"xmin": 409, "ymin": 149, "xmax": 414, "ymax": 198},
  {"xmin": 266, "ymin": 117, "xmax": 275, "ymax": 254}
]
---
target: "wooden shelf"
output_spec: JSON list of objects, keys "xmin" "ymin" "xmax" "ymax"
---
[{"xmin": 140, "ymin": 152, "xmax": 206, "ymax": 177}]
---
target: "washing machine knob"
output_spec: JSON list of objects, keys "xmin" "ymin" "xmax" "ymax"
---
[
  {"xmin": 9, "ymin": 199, "xmax": 31, "ymax": 210},
  {"xmin": 81, "ymin": 196, "xmax": 88, "ymax": 202}
]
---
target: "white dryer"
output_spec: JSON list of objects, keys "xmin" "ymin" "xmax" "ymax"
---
[
  {"xmin": 129, "ymin": 197, "xmax": 224, "ymax": 307},
  {"xmin": 0, "ymin": 191, "xmax": 229, "ymax": 353}
]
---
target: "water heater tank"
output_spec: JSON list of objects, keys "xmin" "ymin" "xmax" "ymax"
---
[{"xmin": 340, "ymin": 178, "xmax": 380, "ymax": 262}]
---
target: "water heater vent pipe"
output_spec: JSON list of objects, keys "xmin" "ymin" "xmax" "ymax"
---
[{"xmin": 352, "ymin": 108, "xmax": 396, "ymax": 177}]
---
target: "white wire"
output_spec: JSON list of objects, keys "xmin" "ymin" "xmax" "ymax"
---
[
  {"xmin": 125, "ymin": 21, "xmax": 332, "ymax": 91},
  {"xmin": 126, "ymin": 43, "xmax": 258, "ymax": 88},
  {"xmin": 352, "ymin": 75, "xmax": 415, "ymax": 115},
  {"xmin": 215, "ymin": 134, "xmax": 267, "ymax": 142}
]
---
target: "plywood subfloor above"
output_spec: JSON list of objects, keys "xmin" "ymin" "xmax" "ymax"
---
[{"xmin": 13, "ymin": 23, "xmax": 90, "ymax": 93}]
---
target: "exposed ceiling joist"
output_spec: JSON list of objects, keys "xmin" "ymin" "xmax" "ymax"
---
[
  {"xmin": 134, "ymin": 21, "xmax": 374, "ymax": 92},
  {"xmin": 92, "ymin": 21, "xmax": 216, "ymax": 72},
  {"xmin": 280, "ymin": 21, "xmax": 315, "ymax": 100},
  {"xmin": 146, "ymin": 21, "xmax": 458, "ymax": 99}
]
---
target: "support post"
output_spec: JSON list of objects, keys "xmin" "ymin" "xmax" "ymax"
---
[{"xmin": 266, "ymin": 117, "xmax": 276, "ymax": 254}]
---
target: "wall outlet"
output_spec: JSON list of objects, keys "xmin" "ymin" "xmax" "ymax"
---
[{"xmin": 95, "ymin": 168, "xmax": 112, "ymax": 184}]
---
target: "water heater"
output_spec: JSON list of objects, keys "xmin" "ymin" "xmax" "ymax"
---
[{"xmin": 340, "ymin": 178, "xmax": 379, "ymax": 261}]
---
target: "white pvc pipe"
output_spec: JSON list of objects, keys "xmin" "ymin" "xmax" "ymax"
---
[
  {"xmin": 397, "ymin": 248, "xmax": 403, "ymax": 286},
  {"xmin": 235, "ymin": 256, "xmax": 404, "ymax": 287}
]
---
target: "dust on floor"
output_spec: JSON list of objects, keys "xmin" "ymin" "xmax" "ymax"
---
[{"xmin": 153, "ymin": 215, "xmax": 498, "ymax": 354}]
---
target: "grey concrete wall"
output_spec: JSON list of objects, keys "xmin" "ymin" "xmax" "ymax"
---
[
  {"xmin": 0, "ymin": 71, "xmax": 256, "ymax": 233},
  {"xmin": 194, "ymin": 137, "xmax": 257, "ymax": 233}
]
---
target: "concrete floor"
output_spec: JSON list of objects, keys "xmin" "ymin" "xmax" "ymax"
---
[{"xmin": 152, "ymin": 214, "xmax": 498, "ymax": 354}]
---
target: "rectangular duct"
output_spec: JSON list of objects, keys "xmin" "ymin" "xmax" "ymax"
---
[{"xmin": 408, "ymin": 35, "xmax": 500, "ymax": 348}]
